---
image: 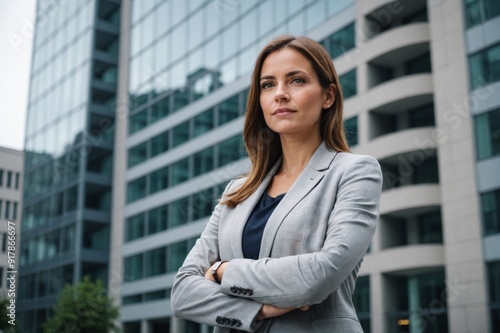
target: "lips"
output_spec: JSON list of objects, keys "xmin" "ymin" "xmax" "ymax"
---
[{"xmin": 272, "ymin": 108, "xmax": 296, "ymax": 115}]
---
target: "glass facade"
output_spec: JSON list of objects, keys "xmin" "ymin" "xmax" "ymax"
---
[
  {"xmin": 475, "ymin": 108, "xmax": 500, "ymax": 160},
  {"xmin": 353, "ymin": 276, "xmax": 371, "ymax": 333},
  {"xmin": 464, "ymin": 0, "xmax": 500, "ymax": 28},
  {"xmin": 481, "ymin": 189, "xmax": 500, "ymax": 235},
  {"xmin": 488, "ymin": 261, "xmax": 500, "ymax": 332},
  {"xmin": 386, "ymin": 271, "xmax": 448, "ymax": 333},
  {"xmin": 469, "ymin": 43, "xmax": 500, "ymax": 90},
  {"xmin": 20, "ymin": 0, "xmax": 120, "ymax": 331}
]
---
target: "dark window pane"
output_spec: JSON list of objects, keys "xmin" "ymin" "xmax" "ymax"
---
[
  {"xmin": 344, "ymin": 116, "xmax": 358, "ymax": 147},
  {"xmin": 150, "ymin": 167, "xmax": 169, "ymax": 194},
  {"xmin": 124, "ymin": 253, "xmax": 143, "ymax": 282},
  {"xmin": 324, "ymin": 23, "xmax": 355, "ymax": 58},
  {"xmin": 168, "ymin": 241, "xmax": 188, "ymax": 272},
  {"xmin": 151, "ymin": 96, "xmax": 169, "ymax": 123},
  {"xmin": 172, "ymin": 157, "xmax": 189, "ymax": 185},
  {"xmin": 192, "ymin": 188, "xmax": 214, "ymax": 221},
  {"xmin": 193, "ymin": 147, "xmax": 214, "ymax": 177},
  {"xmin": 194, "ymin": 109, "xmax": 214, "ymax": 137},
  {"xmin": 145, "ymin": 247, "xmax": 166, "ymax": 277},
  {"xmin": 149, "ymin": 204, "xmax": 168, "ymax": 235},
  {"xmin": 151, "ymin": 131, "xmax": 169, "ymax": 157},
  {"xmin": 172, "ymin": 121, "xmax": 190, "ymax": 147},
  {"xmin": 128, "ymin": 142, "xmax": 148, "ymax": 168},
  {"xmin": 170, "ymin": 197, "xmax": 189, "ymax": 228},
  {"xmin": 482, "ymin": 190, "xmax": 500, "ymax": 235},
  {"xmin": 129, "ymin": 110, "xmax": 148, "ymax": 134},
  {"xmin": 219, "ymin": 94, "xmax": 240, "ymax": 125},
  {"xmin": 418, "ymin": 210, "xmax": 443, "ymax": 243},
  {"xmin": 339, "ymin": 69, "xmax": 357, "ymax": 99},
  {"xmin": 126, "ymin": 213, "xmax": 145, "ymax": 242},
  {"xmin": 127, "ymin": 176, "xmax": 147, "ymax": 203},
  {"xmin": 219, "ymin": 135, "xmax": 243, "ymax": 166}
]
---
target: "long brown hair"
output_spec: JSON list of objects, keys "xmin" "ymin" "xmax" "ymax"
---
[{"xmin": 221, "ymin": 35, "xmax": 350, "ymax": 208}]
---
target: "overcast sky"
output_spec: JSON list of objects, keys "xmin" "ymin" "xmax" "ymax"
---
[{"xmin": 0, "ymin": 1, "xmax": 36, "ymax": 151}]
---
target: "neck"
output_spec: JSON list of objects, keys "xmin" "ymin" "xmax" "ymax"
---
[{"xmin": 278, "ymin": 133, "xmax": 322, "ymax": 176}]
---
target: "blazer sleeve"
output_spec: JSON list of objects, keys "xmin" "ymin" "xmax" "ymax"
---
[
  {"xmin": 219, "ymin": 155, "xmax": 383, "ymax": 308},
  {"xmin": 171, "ymin": 180, "xmax": 264, "ymax": 332}
]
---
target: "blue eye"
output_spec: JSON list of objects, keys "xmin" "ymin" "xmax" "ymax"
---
[
  {"xmin": 292, "ymin": 78, "xmax": 305, "ymax": 84},
  {"xmin": 261, "ymin": 82, "xmax": 273, "ymax": 89}
]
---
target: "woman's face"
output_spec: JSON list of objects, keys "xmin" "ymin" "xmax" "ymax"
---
[{"xmin": 259, "ymin": 48, "xmax": 334, "ymax": 138}]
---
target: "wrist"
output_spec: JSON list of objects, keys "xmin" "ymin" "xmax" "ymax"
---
[{"xmin": 211, "ymin": 261, "xmax": 227, "ymax": 284}]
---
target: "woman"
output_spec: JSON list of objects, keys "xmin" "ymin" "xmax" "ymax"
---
[{"xmin": 171, "ymin": 35, "xmax": 382, "ymax": 332}]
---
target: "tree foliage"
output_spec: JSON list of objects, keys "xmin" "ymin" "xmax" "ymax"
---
[{"xmin": 44, "ymin": 276, "xmax": 120, "ymax": 333}]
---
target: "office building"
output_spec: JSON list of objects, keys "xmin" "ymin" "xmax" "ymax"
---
[
  {"xmin": 0, "ymin": 147, "xmax": 23, "ymax": 296},
  {"xmin": 20, "ymin": 0, "xmax": 500, "ymax": 332},
  {"xmin": 18, "ymin": 0, "xmax": 120, "ymax": 331}
]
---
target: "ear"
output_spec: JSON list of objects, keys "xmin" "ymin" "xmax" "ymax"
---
[{"xmin": 322, "ymin": 84, "xmax": 336, "ymax": 109}]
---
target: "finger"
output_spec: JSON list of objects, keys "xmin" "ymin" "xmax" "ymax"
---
[{"xmin": 299, "ymin": 306, "xmax": 310, "ymax": 311}]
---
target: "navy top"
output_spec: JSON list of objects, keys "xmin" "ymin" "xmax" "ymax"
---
[{"xmin": 242, "ymin": 192, "xmax": 286, "ymax": 260}]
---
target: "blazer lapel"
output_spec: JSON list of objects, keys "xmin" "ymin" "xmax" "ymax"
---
[
  {"xmin": 228, "ymin": 160, "xmax": 282, "ymax": 259},
  {"xmin": 258, "ymin": 143, "xmax": 338, "ymax": 258}
]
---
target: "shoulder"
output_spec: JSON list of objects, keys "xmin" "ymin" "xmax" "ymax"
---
[{"xmin": 329, "ymin": 152, "xmax": 382, "ymax": 180}]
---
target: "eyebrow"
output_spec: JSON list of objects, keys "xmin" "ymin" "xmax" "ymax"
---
[{"xmin": 260, "ymin": 70, "xmax": 309, "ymax": 81}]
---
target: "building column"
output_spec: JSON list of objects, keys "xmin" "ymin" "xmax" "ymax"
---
[{"xmin": 427, "ymin": 1, "xmax": 489, "ymax": 332}]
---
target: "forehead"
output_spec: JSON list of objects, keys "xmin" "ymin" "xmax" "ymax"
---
[{"xmin": 260, "ymin": 48, "xmax": 314, "ymax": 75}]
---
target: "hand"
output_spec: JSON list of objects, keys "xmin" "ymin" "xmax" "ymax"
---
[
  {"xmin": 204, "ymin": 261, "xmax": 228, "ymax": 282},
  {"xmin": 257, "ymin": 304, "xmax": 310, "ymax": 320}
]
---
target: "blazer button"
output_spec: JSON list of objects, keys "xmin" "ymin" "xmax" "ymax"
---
[
  {"xmin": 223, "ymin": 317, "xmax": 231, "ymax": 325},
  {"xmin": 216, "ymin": 316, "xmax": 223, "ymax": 324},
  {"xmin": 241, "ymin": 289, "xmax": 248, "ymax": 295},
  {"xmin": 247, "ymin": 289, "xmax": 253, "ymax": 296},
  {"xmin": 235, "ymin": 320, "xmax": 242, "ymax": 327},
  {"xmin": 237, "ymin": 287, "xmax": 242, "ymax": 294},
  {"xmin": 230, "ymin": 319, "xmax": 237, "ymax": 326},
  {"xmin": 230, "ymin": 286, "xmax": 237, "ymax": 293}
]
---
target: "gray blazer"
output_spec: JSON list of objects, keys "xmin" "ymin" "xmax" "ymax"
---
[{"xmin": 171, "ymin": 142, "xmax": 382, "ymax": 332}]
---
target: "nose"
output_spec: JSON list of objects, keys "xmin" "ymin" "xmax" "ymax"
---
[{"xmin": 274, "ymin": 82, "xmax": 290, "ymax": 102}]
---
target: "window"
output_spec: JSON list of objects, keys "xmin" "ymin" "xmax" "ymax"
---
[
  {"xmin": 124, "ymin": 253, "xmax": 143, "ymax": 282},
  {"xmin": 128, "ymin": 142, "xmax": 148, "ymax": 168},
  {"xmin": 193, "ymin": 147, "xmax": 214, "ymax": 177},
  {"xmin": 344, "ymin": 116, "xmax": 358, "ymax": 147},
  {"xmin": 151, "ymin": 131, "xmax": 169, "ymax": 157},
  {"xmin": 125, "ymin": 213, "xmax": 145, "ymax": 242},
  {"xmin": 475, "ymin": 108, "xmax": 500, "ymax": 160},
  {"xmin": 339, "ymin": 69, "xmax": 357, "ymax": 99},
  {"xmin": 192, "ymin": 188, "xmax": 214, "ymax": 221},
  {"xmin": 127, "ymin": 176, "xmax": 147, "ymax": 203},
  {"xmin": 170, "ymin": 197, "xmax": 189, "ymax": 228},
  {"xmin": 322, "ymin": 23, "xmax": 355, "ymax": 59},
  {"xmin": 488, "ymin": 261, "xmax": 500, "ymax": 332},
  {"xmin": 418, "ymin": 210, "xmax": 443, "ymax": 243},
  {"xmin": 129, "ymin": 109, "xmax": 147, "ymax": 134},
  {"xmin": 6, "ymin": 171, "xmax": 12, "ymax": 188},
  {"xmin": 172, "ymin": 121, "xmax": 190, "ymax": 147},
  {"xmin": 219, "ymin": 135, "xmax": 243, "ymax": 167},
  {"xmin": 409, "ymin": 103, "xmax": 435, "ymax": 128},
  {"xmin": 386, "ymin": 271, "xmax": 448, "ymax": 333},
  {"xmin": 0, "ymin": 169, "xmax": 3, "ymax": 186},
  {"xmin": 2, "ymin": 234, "xmax": 6, "ymax": 253},
  {"xmin": 0, "ymin": 267, "xmax": 3, "ymax": 287},
  {"xmin": 15, "ymin": 172, "xmax": 20, "ymax": 189},
  {"xmin": 12, "ymin": 202, "xmax": 18, "ymax": 220},
  {"xmin": 194, "ymin": 109, "xmax": 214, "ymax": 137},
  {"xmin": 172, "ymin": 157, "xmax": 189, "ymax": 185},
  {"xmin": 150, "ymin": 167, "xmax": 169, "ymax": 194},
  {"xmin": 482, "ymin": 189, "xmax": 500, "ymax": 235},
  {"xmin": 5, "ymin": 201, "xmax": 10, "ymax": 219},
  {"xmin": 0, "ymin": 200, "xmax": 2, "ymax": 218},
  {"xmin": 219, "ymin": 94, "xmax": 240, "ymax": 125},
  {"xmin": 469, "ymin": 43, "xmax": 500, "ymax": 89},
  {"xmin": 405, "ymin": 52, "xmax": 432, "ymax": 75},
  {"xmin": 353, "ymin": 276, "xmax": 370, "ymax": 333},
  {"xmin": 151, "ymin": 96, "xmax": 169, "ymax": 123},
  {"xmin": 168, "ymin": 240, "xmax": 188, "ymax": 272},
  {"xmin": 148, "ymin": 205, "xmax": 168, "ymax": 235},
  {"xmin": 145, "ymin": 247, "xmax": 166, "ymax": 277},
  {"xmin": 465, "ymin": 0, "xmax": 500, "ymax": 28}
]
